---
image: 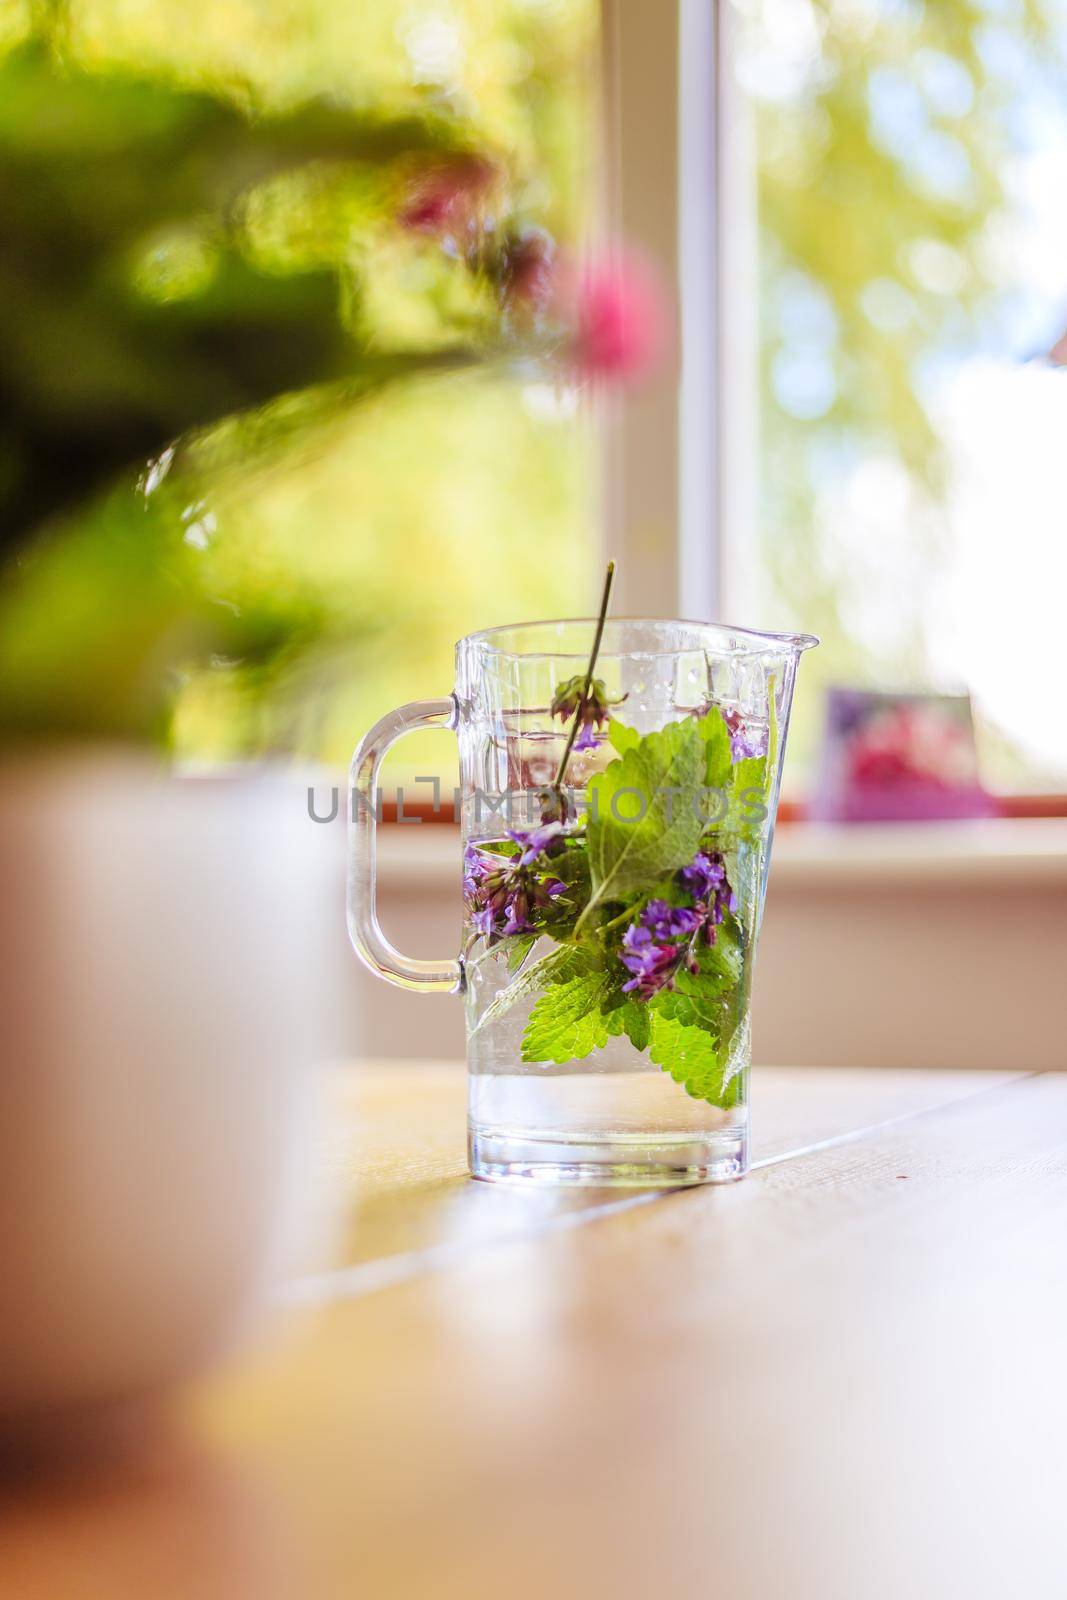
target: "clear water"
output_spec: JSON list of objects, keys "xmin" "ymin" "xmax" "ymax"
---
[
  {"xmin": 462, "ymin": 834, "xmax": 764, "ymax": 1184},
  {"xmin": 459, "ymin": 677, "xmax": 775, "ymax": 1184}
]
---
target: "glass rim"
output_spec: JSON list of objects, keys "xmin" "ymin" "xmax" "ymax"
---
[{"xmin": 461, "ymin": 615, "xmax": 820, "ymax": 661}]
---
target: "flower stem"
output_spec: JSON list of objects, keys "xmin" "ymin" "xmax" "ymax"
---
[
  {"xmin": 598, "ymin": 894, "xmax": 651, "ymax": 935},
  {"xmin": 552, "ymin": 559, "xmax": 615, "ymax": 792}
]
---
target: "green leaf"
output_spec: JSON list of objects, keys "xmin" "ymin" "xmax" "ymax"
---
[
  {"xmin": 648, "ymin": 1009, "xmax": 744, "ymax": 1108},
  {"xmin": 581, "ymin": 719, "xmax": 705, "ymax": 919},
  {"xmin": 607, "ymin": 718, "xmax": 640, "ymax": 755},
  {"xmin": 480, "ymin": 839, "xmax": 521, "ymax": 859},
  {"xmin": 505, "ymin": 934, "xmax": 538, "ymax": 973},
  {"xmin": 548, "ymin": 840, "xmax": 591, "ymax": 909},
  {"xmin": 695, "ymin": 706, "xmax": 733, "ymax": 791},
  {"xmin": 605, "ymin": 992, "xmax": 651, "ymax": 1051},
  {"xmin": 521, "ymin": 949, "xmax": 617, "ymax": 1064},
  {"xmin": 727, "ymin": 754, "xmax": 771, "ymax": 841},
  {"xmin": 735, "ymin": 748, "xmax": 767, "ymax": 800},
  {"xmin": 690, "ymin": 707, "xmax": 776, "ymax": 841},
  {"xmin": 700, "ymin": 914, "xmax": 745, "ymax": 990},
  {"xmin": 647, "ymin": 954, "xmax": 745, "ymax": 1107},
  {"xmin": 471, "ymin": 943, "xmax": 578, "ymax": 1037},
  {"xmin": 648, "ymin": 1008, "xmax": 723, "ymax": 1102},
  {"xmin": 731, "ymin": 755, "xmax": 768, "ymax": 794}
]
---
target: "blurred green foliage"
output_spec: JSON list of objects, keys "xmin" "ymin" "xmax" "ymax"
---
[
  {"xmin": 19, "ymin": 0, "xmax": 1050, "ymax": 778},
  {"xmin": 0, "ymin": 0, "xmax": 597, "ymax": 751},
  {"xmin": 0, "ymin": 36, "xmax": 480, "ymax": 541}
]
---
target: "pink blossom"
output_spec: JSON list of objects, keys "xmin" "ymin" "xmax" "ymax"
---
[
  {"xmin": 569, "ymin": 251, "xmax": 667, "ymax": 382},
  {"xmin": 503, "ymin": 226, "xmax": 556, "ymax": 310},
  {"xmin": 398, "ymin": 156, "xmax": 497, "ymax": 236}
]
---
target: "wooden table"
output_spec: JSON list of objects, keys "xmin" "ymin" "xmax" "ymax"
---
[{"xmin": 5, "ymin": 1063, "xmax": 1067, "ymax": 1598}]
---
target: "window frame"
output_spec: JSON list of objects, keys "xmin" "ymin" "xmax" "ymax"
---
[
  {"xmin": 601, "ymin": 0, "xmax": 758, "ymax": 629},
  {"xmin": 600, "ymin": 0, "xmax": 714, "ymax": 621}
]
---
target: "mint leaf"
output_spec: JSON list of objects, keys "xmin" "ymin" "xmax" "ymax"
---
[
  {"xmin": 692, "ymin": 707, "xmax": 774, "ymax": 840},
  {"xmin": 648, "ymin": 1007, "xmax": 743, "ymax": 1108},
  {"xmin": 477, "ymin": 838, "xmax": 521, "ymax": 859},
  {"xmin": 521, "ymin": 948, "xmax": 617, "ymax": 1063},
  {"xmin": 604, "ymin": 991, "xmax": 651, "ymax": 1051},
  {"xmin": 647, "ymin": 952, "xmax": 745, "ymax": 1106},
  {"xmin": 547, "ymin": 839, "xmax": 591, "ymax": 912},
  {"xmin": 505, "ymin": 934, "xmax": 538, "ymax": 973},
  {"xmin": 472, "ymin": 943, "xmax": 579, "ymax": 1036},
  {"xmin": 728, "ymin": 754, "xmax": 770, "ymax": 841},
  {"xmin": 695, "ymin": 706, "xmax": 733, "ymax": 790},
  {"xmin": 731, "ymin": 754, "xmax": 767, "ymax": 793},
  {"xmin": 607, "ymin": 718, "xmax": 640, "ymax": 755},
  {"xmin": 701, "ymin": 914, "xmax": 745, "ymax": 989},
  {"xmin": 581, "ymin": 719, "xmax": 705, "ymax": 919},
  {"xmin": 648, "ymin": 1007, "xmax": 722, "ymax": 1101}
]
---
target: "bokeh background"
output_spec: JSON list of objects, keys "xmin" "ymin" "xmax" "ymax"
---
[{"xmin": 2, "ymin": 0, "xmax": 1066, "ymax": 792}]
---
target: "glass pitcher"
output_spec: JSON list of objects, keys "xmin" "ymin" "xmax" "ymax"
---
[{"xmin": 348, "ymin": 618, "xmax": 817, "ymax": 1187}]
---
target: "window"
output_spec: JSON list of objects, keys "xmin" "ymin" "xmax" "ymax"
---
[
  {"xmin": 722, "ymin": 0, "xmax": 1067, "ymax": 793},
  {"xmin": 11, "ymin": 0, "xmax": 1064, "ymax": 799},
  {"xmin": 605, "ymin": 0, "xmax": 1067, "ymax": 800}
]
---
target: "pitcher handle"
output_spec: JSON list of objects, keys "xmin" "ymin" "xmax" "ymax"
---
[{"xmin": 347, "ymin": 697, "xmax": 463, "ymax": 993}]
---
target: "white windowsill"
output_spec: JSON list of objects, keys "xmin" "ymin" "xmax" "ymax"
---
[{"xmin": 373, "ymin": 817, "xmax": 1067, "ymax": 890}]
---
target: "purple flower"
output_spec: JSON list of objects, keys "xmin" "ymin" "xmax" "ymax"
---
[
  {"xmin": 677, "ymin": 852, "xmax": 724, "ymax": 901},
  {"xmin": 692, "ymin": 699, "xmax": 769, "ymax": 763},
  {"xmin": 551, "ymin": 673, "xmax": 626, "ymax": 750},
  {"xmin": 642, "ymin": 899, "xmax": 701, "ymax": 940},
  {"xmin": 616, "ymin": 848, "xmax": 738, "ymax": 1000},
  {"xmin": 722, "ymin": 708, "xmax": 769, "ymax": 763},
  {"xmin": 506, "ymin": 821, "xmax": 564, "ymax": 865},
  {"xmin": 619, "ymin": 924, "xmax": 684, "ymax": 1000},
  {"xmin": 502, "ymin": 888, "xmax": 533, "ymax": 935},
  {"xmin": 464, "ymin": 836, "xmax": 571, "ymax": 945},
  {"xmin": 676, "ymin": 849, "xmax": 735, "ymax": 933},
  {"xmin": 463, "ymin": 842, "xmax": 490, "ymax": 895}
]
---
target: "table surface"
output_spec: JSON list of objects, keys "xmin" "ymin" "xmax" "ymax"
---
[{"xmin": 5, "ymin": 1062, "xmax": 1067, "ymax": 1599}]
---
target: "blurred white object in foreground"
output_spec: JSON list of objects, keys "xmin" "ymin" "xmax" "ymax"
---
[{"xmin": 0, "ymin": 755, "xmax": 340, "ymax": 1427}]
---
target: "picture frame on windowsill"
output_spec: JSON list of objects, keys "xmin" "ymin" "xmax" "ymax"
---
[{"xmin": 811, "ymin": 687, "xmax": 997, "ymax": 825}]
